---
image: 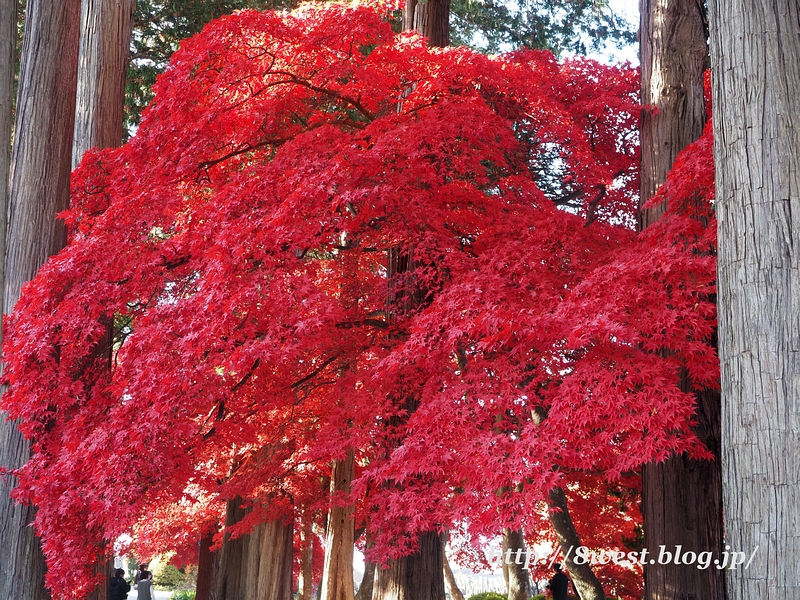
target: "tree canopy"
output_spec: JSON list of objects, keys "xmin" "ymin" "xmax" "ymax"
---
[{"xmin": 0, "ymin": 3, "xmax": 715, "ymax": 597}]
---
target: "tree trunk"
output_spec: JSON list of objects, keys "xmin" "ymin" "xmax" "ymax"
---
[
  {"xmin": 298, "ymin": 518, "xmax": 315, "ymax": 600},
  {"xmin": 196, "ymin": 528, "xmax": 221, "ymax": 600},
  {"xmin": 372, "ymin": 531, "xmax": 446, "ymax": 600},
  {"xmin": 73, "ymin": 5, "xmax": 135, "ymax": 597},
  {"xmin": 403, "ymin": 0, "xmax": 450, "ymax": 47},
  {"xmin": 86, "ymin": 559, "xmax": 113, "ymax": 600},
  {"xmin": 72, "ymin": 0, "xmax": 134, "ymax": 167},
  {"xmin": 0, "ymin": 2, "xmax": 81, "ymax": 599},
  {"xmin": 355, "ymin": 561, "xmax": 375, "ymax": 600},
  {"xmin": 639, "ymin": 1, "xmax": 727, "ymax": 599},
  {"xmin": 638, "ymin": 0, "xmax": 707, "ymax": 226},
  {"xmin": 214, "ymin": 498, "xmax": 294, "ymax": 600},
  {"xmin": 321, "ymin": 451, "xmax": 355, "ymax": 600},
  {"xmin": 442, "ymin": 531, "xmax": 465, "ymax": 600},
  {"xmin": 548, "ymin": 486, "xmax": 606, "ymax": 600},
  {"xmin": 0, "ymin": 0, "xmax": 15, "ymax": 341},
  {"xmin": 245, "ymin": 519, "xmax": 294, "ymax": 600},
  {"xmin": 501, "ymin": 528, "xmax": 531, "ymax": 600},
  {"xmin": 709, "ymin": 0, "xmax": 800, "ymax": 598}
]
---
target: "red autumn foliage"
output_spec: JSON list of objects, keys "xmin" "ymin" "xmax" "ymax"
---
[{"xmin": 1, "ymin": 3, "xmax": 716, "ymax": 598}]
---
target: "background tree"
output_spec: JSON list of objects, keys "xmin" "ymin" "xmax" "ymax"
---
[
  {"xmin": 709, "ymin": 0, "xmax": 800, "ymax": 598},
  {"xmin": 73, "ymin": 0, "xmax": 135, "ymax": 165},
  {"xmin": 637, "ymin": 0, "xmax": 726, "ymax": 598},
  {"xmin": 450, "ymin": 0, "xmax": 634, "ymax": 54},
  {"xmin": 0, "ymin": 0, "xmax": 15, "ymax": 345},
  {"xmin": 0, "ymin": 2, "xmax": 82, "ymax": 600}
]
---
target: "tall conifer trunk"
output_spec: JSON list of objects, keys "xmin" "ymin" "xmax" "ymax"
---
[
  {"xmin": 710, "ymin": 0, "xmax": 800, "ymax": 597},
  {"xmin": 214, "ymin": 499, "xmax": 294, "ymax": 600},
  {"xmin": 196, "ymin": 528, "xmax": 221, "ymax": 600},
  {"xmin": 373, "ymin": 531, "xmax": 446, "ymax": 600},
  {"xmin": 0, "ymin": 2, "xmax": 81, "ymax": 599},
  {"xmin": 321, "ymin": 451, "xmax": 356, "ymax": 600},
  {"xmin": 0, "ymin": 0, "xmax": 14, "ymax": 342},
  {"xmin": 72, "ymin": 0, "xmax": 134, "ymax": 166},
  {"xmin": 403, "ymin": 0, "xmax": 450, "ymax": 47},
  {"xmin": 638, "ymin": 0, "xmax": 726, "ymax": 598}
]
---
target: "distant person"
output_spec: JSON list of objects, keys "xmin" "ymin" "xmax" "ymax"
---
[
  {"xmin": 134, "ymin": 563, "xmax": 148, "ymax": 586},
  {"xmin": 547, "ymin": 563, "xmax": 570, "ymax": 600},
  {"xmin": 136, "ymin": 569, "xmax": 156, "ymax": 600},
  {"xmin": 109, "ymin": 568, "xmax": 131, "ymax": 600}
]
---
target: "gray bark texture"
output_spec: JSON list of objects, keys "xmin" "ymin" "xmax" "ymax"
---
[
  {"xmin": 321, "ymin": 451, "xmax": 356, "ymax": 600},
  {"xmin": 0, "ymin": 2, "xmax": 81, "ymax": 599},
  {"xmin": 639, "ymin": 0, "xmax": 727, "ymax": 599},
  {"xmin": 355, "ymin": 562, "xmax": 375, "ymax": 600},
  {"xmin": 372, "ymin": 531, "xmax": 446, "ymax": 600},
  {"xmin": 501, "ymin": 528, "xmax": 531, "ymax": 600},
  {"xmin": 0, "ymin": 0, "xmax": 15, "ymax": 337},
  {"xmin": 214, "ymin": 499, "xmax": 294, "ymax": 600},
  {"xmin": 709, "ymin": 0, "xmax": 800, "ymax": 598},
  {"xmin": 72, "ymin": 0, "xmax": 134, "ymax": 168},
  {"xmin": 403, "ymin": 0, "xmax": 450, "ymax": 48},
  {"xmin": 639, "ymin": 0, "xmax": 707, "ymax": 227},
  {"xmin": 75, "ymin": 2, "xmax": 134, "ymax": 597},
  {"xmin": 547, "ymin": 487, "xmax": 606, "ymax": 600}
]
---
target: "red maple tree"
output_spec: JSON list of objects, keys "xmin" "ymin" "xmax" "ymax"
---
[{"xmin": 0, "ymin": 4, "xmax": 716, "ymax": 597}]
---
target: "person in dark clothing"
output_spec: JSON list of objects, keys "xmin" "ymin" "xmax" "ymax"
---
[
  {"xmin": 109, "ymin": 568, "xmax": 131, "ymax": 600},
  {"xmin": 547, "ymin": 563, "xmax": 571, "ymax": 600}
]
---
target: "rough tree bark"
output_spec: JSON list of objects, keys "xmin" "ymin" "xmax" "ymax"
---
[
  {"xmin": 548, "ymin": 487, "xmax": 606, "ymax": 600},
  {"xmin": 501, "ymin": 528, "xmax": 531, "ymax": 600},
  {"xmin": 442, "ymin": 530, "xmax": 466, "ymax": 600},
  {"xmin": 355, "ymin": 559, "xmax": 375, "ymax": 600},
  {"xmin": 709, "ymin": 0, "xmax": 800, "ymax": 598},
  {"xmin": 321, "ymin": 451, "xmax": 355, "ymax": 600},
  {"xmin": 403, "ymin": 0, "xmax": 450, "ymax": 47},
  {"xmin": 73, "ymin": 2, "xmax": 134, "ymax": 599},
  {"xmin": 638, "ymin": 0, "xmax": 726, "ymax": 598},
  {"xmin": 72, "ymin": 0, "xmax": 134, "ymax": 166},
  {"xmin": 213, "ymin": 499, "xmax": 294, "ymax": 600},
  {"xmin": 0, "ymin": 2, "xmax": 81, "ymax": 600},
  {"xmin": 196, "ymin": 528, "xmax": 221, "ymax": 600},
  {"xmin": 373, "ymin": 531, "xmax": 446, "ymax": 600},
  {"xmin": 0, "ymin": 0, "xmax": 15, "ymax": 340}
]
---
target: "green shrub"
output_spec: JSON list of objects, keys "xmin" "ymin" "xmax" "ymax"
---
[
  {"xmin": 153, "ymin": 562, "xmax": 187, "ymax": 590},
  {"xmin": 170, "ymin": 591, "xmax": 196, "ymax": 600},
  {"xmin": 467, "ymin": 593, "xmax": 507, "ymax": 600}
]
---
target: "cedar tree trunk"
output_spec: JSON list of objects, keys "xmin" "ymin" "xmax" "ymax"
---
[
  {"xmin": 0, "ymin": 2, "xmax": 81, "ymax": 599},
  {"xmin": 214, "ymin": 499, "xmax": 294, "ymax": 600},
  {"xmin": 72, "ymin": 0, "xmax": 134, "ymax": 167},
  {"xmin": 403, "ymin": 0, "xmax": 450, "ymax": 47},
  {"xmin": 321, "ymin": 451, "xmax": 355, "ymax": 600},
  {"xmin": 709, "ymin": 0, "xmax": 800, "ymax": 597},
  {"xmin": 74, "ymin": 2, "xmax": 134, "ymax": 598},
  {"xmin": 501, "ymin": 528, "xmax": 531, "ymax": 600},
  {"xmin": 355, "ymin": 561, "xmax": 375, "ymax": 600},
  {"xmin": 548, "ymin": 486, "xmax": 606, "ymax": 600},
  {"xmin": 0, "ymin": 0, "xmax": 15, "ymax": 336},
  {"xmin": 196, "ymin": 528, "xmax": 221, "ymax": 600},
  {"xmin": 372, "ymin": 531, "xmax": 446, "ymax": 600},
  {"xmin": 639, "ymin": 0, "xmax": 726, "ymax": 598}
]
